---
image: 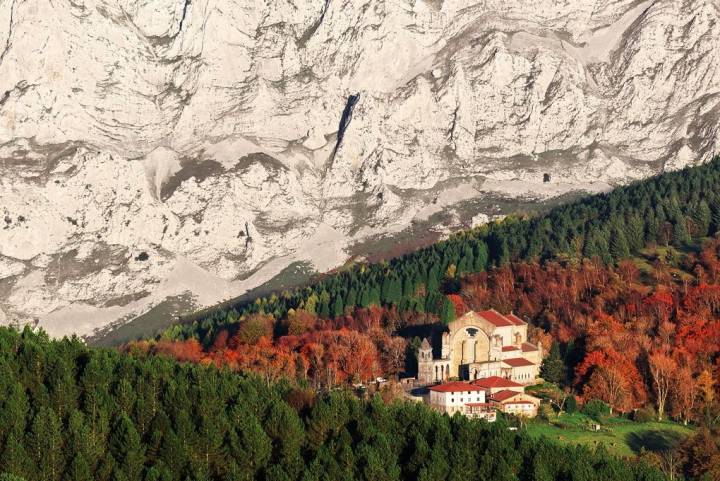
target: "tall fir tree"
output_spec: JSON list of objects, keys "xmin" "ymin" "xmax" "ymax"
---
[
  {"xmin": 540, "ymin": 343, "xmax": 566, "ymax": 385},
  {"xmin": 693, "ymin": 199, "xmax": 712, "ymax": 237},
  {"xmin": 439, "ymin": 298, "xmax": 456, "ymax": 324},
  {"xmin": 26, "ymin": 408, "xmax": 64, "ymax": 481},
  {"xmin": 109, "ymin": 414, "xmax": 145, "ymax": 481},
  {"xmin": 609, "ymin": 224, "xmax": 630, "ymax": 261},
  {"xmin": 672, "ymin": 213, "xmax": 690, "ymax": 246},
  {"xmin": 710, "ymin": 195, "xmax": 720, "ymax": 234},
  {"xmin": 625, "ymin": 214, "xmax": 645, "ymax": 252}
]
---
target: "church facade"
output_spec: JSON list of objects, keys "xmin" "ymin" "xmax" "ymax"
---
[{"xmin": 417, "ymin": 310, "xmax": 542, "ymax": 385}]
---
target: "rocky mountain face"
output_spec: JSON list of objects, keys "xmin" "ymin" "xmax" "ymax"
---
[{"xmin": 1, "ymin": 0, "xmax": 719, "ymax": 338}]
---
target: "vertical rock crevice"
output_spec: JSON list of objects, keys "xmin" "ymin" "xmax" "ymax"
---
[
  {"xmin": 176, "ymin": 0, "xmax": 191, "ymax": 37},
  {"xmin": 330, "ymin": 93, "xmax": 360, "ymax": 163},
  {"xmin": 0, "ymin": 0, "xmax": 17, "ymax": 65},
  {"xmin": 448, "ymin": 104, "xmax": 459, "ymax": 142}
]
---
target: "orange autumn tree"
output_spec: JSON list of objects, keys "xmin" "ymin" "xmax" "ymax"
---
[
  {"xmin": 447, "ymin": 294, "xmax": 468, "ymax": 317},
  {"xmin": 584, "ymin": 365, "xmax": 634, "ymax": 413},
  {"xmin": 152, "ymin": 338, "xmax": 204, "ymax": 363},
  {"xmin": 130, "ymin": 238, "xmax": 720, "ymax": 418},
  {"xmin": 670, "ymin": 365, "xmax": 697, "ymax": 425},
  {"xmin": 648, "ymin": 350, "xmax": 677, "ymax": 421},
  {"xmin": 576, "ymin": 349, "xmax": 646, "ymax": 413}
]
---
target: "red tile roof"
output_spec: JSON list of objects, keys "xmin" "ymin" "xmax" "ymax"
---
[
  {"xmin": 477, "ymin": 310, "xmax": 514, "ymax": 327},
  {"xmin": 471, "ymin": 376, "xmax": 523, "ymax": 389},
  {"xmin": 506, "ymin": 313, "xmax": 526, "ymax": 326},
  {"xmin": 491, "ymin": 389, "xmax": 523, "ymax": 402},
  {"xmin": 429, "ymin": 381, "xmax": 486, "ymax": 393},
  {"xmin": 521, "ymin": 342, "xmax": 538, "ymax": 352},
  {"xmin": 502, "ymin": 357, "xmax": 535, "ymax": 367},
  {"xmin": 502, "ymin": 345, "xmax": 520, "ymax": 352}
]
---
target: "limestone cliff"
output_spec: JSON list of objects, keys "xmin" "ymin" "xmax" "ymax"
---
[{"xmin": 1, "ymin": 0, "xmax": 719, "ymax": 337}]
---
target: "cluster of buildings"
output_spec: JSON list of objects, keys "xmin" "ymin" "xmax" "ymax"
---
[
  {"xmin": 417, "ymin": 310, "xmax": 543, "ymax": 420},
  {"xmin": 427, "ymin": 376, "xmax": 541, "ymax": 420}
]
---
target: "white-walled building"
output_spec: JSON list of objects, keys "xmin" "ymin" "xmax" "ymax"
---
[
  {"xmin": 489, "ymin": 389, "xmax": 541, "ymax": 417},
  {"xmin": 425, "ymin": 377, "xmax": 541, "ymax": 419},
  {"xmin": 428, "ymin": 381, "xmax": 496, "ymax": 421},
  {"xmin": 500, "ymin": 357, "xmax": 538, "ymax": 383}
]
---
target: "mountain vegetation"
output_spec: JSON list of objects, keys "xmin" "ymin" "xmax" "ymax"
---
[
  {"xmin": 165, "ymin": 158, "xmax": 720, "ymax": 346},
  {"xmin": 126, "ymin": 160, "xmax": 720, "ymax": 480},
  {"xmin": 3, "ymin": 161, "xmax": 720, "ymax": 480},
  {"xmin": 148, "ymin": 160, "xmax": 720, "ymax": 418},
  {"xmin": 0, "ymin": 327, "xmax": 669, "ymax": 481}
]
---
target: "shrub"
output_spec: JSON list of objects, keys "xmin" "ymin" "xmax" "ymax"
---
[
  {"xmin": 633, "ymin": 406, "xmax": 657, "ymax": 423},
  {"xmin": 565, "ymin": 395, "xmax": 578, "ymax": 414},
  {"xmin": 582, "ymin": 399, "xmax": 611, "ymax": 421},
  {"xmin": 538, "ymin": 403, "xmax": 555, "ymax": 421}
]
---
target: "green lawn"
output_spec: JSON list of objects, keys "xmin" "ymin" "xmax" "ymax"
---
[{"xmin": 525, "ymin": 413, "xmax": 694, "ymax": 457}]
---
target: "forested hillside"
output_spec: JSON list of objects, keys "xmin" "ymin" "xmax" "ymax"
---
[
  {"xmin": 125, "ymin": 159, "xmax": 720, "ymax": 480},
  {"xmin": 165, "ymin": 158, "xmax": 720, "ymax": 346},
  {"xmin": 0, "ymin": 327, "xmax": 667, "ymax": 481},
  {"xmin": 4, "ymin": 161, "xmax": 720, "ymax": 481}
]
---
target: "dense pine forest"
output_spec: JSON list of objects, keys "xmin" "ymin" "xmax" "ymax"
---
[{"xmin": 0, "ymin": 327, "xmax": 670, "ymax": 481}]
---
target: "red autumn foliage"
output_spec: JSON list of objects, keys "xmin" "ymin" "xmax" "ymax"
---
[
  {"xmin": 456, "ymin": 243, "xmax": 720, "ymax": 413},
  {"xmin": 153, "ymin": 338, "xmax": 204, "ymax": 363},
  {"xmin": 447, "ymin": 294, "xmax": 468, "ymax": 317},
  {"xmin": 128, "ymin": 239, "xmax": 720, "ymax": 416}
]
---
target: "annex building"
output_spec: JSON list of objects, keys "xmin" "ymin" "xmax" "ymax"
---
[{"xmin": 428, "ymin": 376, "xmax": 541, "ymax": 419}]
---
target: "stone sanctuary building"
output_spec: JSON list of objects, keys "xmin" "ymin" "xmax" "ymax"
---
[{"xmin": 417, "ymin": 310, "xmax": 543, "ymax": 385}]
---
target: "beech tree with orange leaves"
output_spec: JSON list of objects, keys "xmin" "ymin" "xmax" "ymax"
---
[
  {"xmin": 648, "ymin": 350, "xmax": 677, "ymax": 421},
  {"xmin": 670, "ymin": 365, "xmax": 697, "ymax": 425},
  {"xmin": 584, "ymin": 364, "xmax": 634, "ymax": 414},
  {"xmin": 576, "ymin": 349, "xmax": 647, "ymax": 412}
]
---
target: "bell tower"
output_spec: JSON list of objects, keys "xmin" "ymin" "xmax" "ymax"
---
[{"xmin": 417, "ymin": 338, "xmax": 434, "ymax": 384}]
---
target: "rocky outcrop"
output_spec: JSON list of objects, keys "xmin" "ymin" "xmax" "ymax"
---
[{"xmin": 1, "ymin": 0, "xmax": 719, "ymax": 337}]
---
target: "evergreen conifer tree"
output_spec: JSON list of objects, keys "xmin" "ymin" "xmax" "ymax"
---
[
  {"xmin": 540, "ymin": 343, "xmax": 566, "ymax": 385},
  {"xmin": 65, "ymin": 454, "xmax": 92, "ymax": 481},
  {"xmin": 693, "ymin": 199, "xmax": 712, "ymax": 236},
  {"xmin": 440, "ymin": 298, "xmax": 456, "ymax": 324},
  {"xmin": 26, "ymin": 408, "xmax": 64, "ymax": 481},
  {"xmin": 625, "ymin": 214, "xmax": 645, "ymax": 252},
  {"xmin": 672, "ymin": 213, "xmax": 690, "ymax": 246},
  {"xmin": 710, "ymin": 196, "xmax": 720, "ymax": 234},
  {"xmin": 109, "ymin": 414, "xmax": 145, "ymax": 481},
  {"xmin": 331, "ymin": 296, "xmax": 344, "ymax": 318},
  {"xmin": 609, "ymin": 224, "xmax": 630, "ymax": 261}
]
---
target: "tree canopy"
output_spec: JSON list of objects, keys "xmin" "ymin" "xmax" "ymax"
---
[
  {"xmin": 165, "ymin": 158, "xmax": 720, "ymax": 348},
  {"xmin": 0, "ymin": 327, "xmax": 667, "ymax": 481}
]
